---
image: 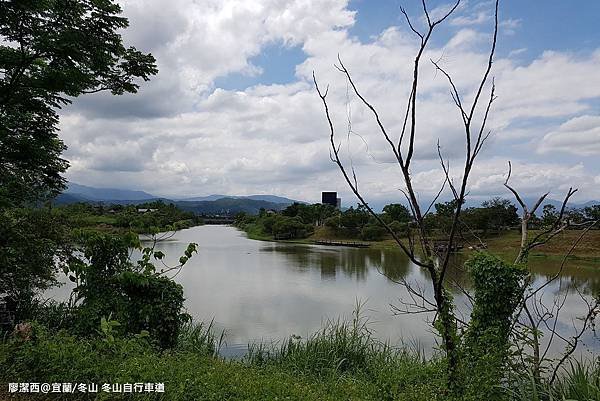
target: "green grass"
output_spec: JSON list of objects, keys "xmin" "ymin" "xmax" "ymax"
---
[
  {"xmin": 243, "ymin": 225, "xmax": 600, "ymax": 263},
  {"xmin": 238, "ymin": 223, "xmax": 274, "ymax": 241},
  {"xmin": 2, "ymin": 318, "xmax": 599, "ymax": 400},
  {"xmin": 0, "ymin": 321, "xmax": 427, "ymax": 401},
  {"xmin": 506, "ymin": 360, "xmax": 600, "ymax": 401}
]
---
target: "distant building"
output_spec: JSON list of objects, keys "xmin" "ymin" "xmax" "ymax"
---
[
  {"xmin": 137, "ymin": 208, "xmax": 157, "ymax": 213},
  {"xmin": 322, "ymin": 192, "xmax": 341, "ymax": 209}
]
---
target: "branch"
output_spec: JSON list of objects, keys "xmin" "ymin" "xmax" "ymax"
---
[{"xmin": 313, "ymin": 71, "xmax": 429, "ymax": 269}]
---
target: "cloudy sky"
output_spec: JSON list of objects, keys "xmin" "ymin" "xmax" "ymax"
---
[{"xmin": 59, "ymin": 0, "xmax": 600, "ymax": 205}]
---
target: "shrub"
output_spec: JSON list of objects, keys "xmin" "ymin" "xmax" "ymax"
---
[
  {"xmin": 68, "ymin": 232, "xmax": 193, "ymax": 349},
  {"xmin": 462, "ymin": 252, "xmax": 526, "ymax": 399},
  {"xmin": 272, "ymin": 216, "xmax": 312, "ymax": 239},
  {"xmin": 388, "ymin": 220, "xmax": 408, "ymax": 237},
  {"xmin": 360, "ymin": 224, "xmax": 386, "ymax": 241}
]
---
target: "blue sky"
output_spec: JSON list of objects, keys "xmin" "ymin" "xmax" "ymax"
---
[
  {"xmin": 60, "ymin": 0, "xmax": 600, "ymax": 204},
  {"xmin": 214, "ymin": 1, "xmax": 600, "ymax": 90}
]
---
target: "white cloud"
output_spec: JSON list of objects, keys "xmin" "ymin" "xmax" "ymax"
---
[
  {"xmin": 499, "ymin": 18, "xmax": 522, "ymax": 35},
  {"xmin": 451, "ymin": 11, "xmax": 490, "ymax": 26},
  {"xmin": 58, "ymin": 0, "xmax": 600, "ymax": 203},
  {"xmin": 539, "ymin": 116, "xmax": 600, "ymax": 156}
]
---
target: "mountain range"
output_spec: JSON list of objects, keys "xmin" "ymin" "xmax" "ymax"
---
[
  {"xmin": 56, "ymin": 183, "xmax": 301, "ymax": 215},
  {"xmin": 57, "ymin": 183, "xmax": 598, "ymax": 215}
]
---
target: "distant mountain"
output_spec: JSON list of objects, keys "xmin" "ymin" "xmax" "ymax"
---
[
  {"xmin": 577, "ymin": 200, "xmax": 600, "ymax": 208},
  {"xmin": 520, "ymin": 197, "xmax": 599, "ymax": 210},
  {"xmin": 245, "ymin": 195, "xmax": 301, "ymax": 204},
  {"xmin": 66, "ymin": 183, "xmax": 156, "ymax": 201},
  {"xmin": 54, "ymin": 192, "xmax": 90, "ymax": 205},
  {"xmin": 182, "ymin": 194, "xmax": 229, "ymax": 202},
  {"xmin": 55, "ymin": 183, "xmax": 302, "ymax": 215},
  {"xmin": 182, "ymin": 194, "xmax": 301, "ymax": 204},
  {"xmin": 174, "ymin": 197, "xmax": 289, "ymax": 215}
]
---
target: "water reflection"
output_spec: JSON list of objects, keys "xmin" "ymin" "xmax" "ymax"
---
[
  {"xmin": 47, "ymin": 225, "xmax": 600, "ymax": 358},
  {"xmin": 259, "ymin": 244, "xmax": 411, "ymax": 283}
]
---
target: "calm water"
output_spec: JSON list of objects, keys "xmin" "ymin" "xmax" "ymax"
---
[{"xmin": 48, "ymin": 225, "xmax": 600, "ymax": 358}]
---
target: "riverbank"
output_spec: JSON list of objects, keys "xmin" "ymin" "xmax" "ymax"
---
[
  {"xmin": 51, "ymin": 201, "xmax": 204, "ymax": 235},
  {"xmin": 242, "ymin": 225, "xmax": 600, "ymax": 263},
  {"xmin": 0, "ymin": 322, "xmax": 439, "ymax": 401},
  {"xmin": 2, "ymin": 319, "xmax": 597, "ymax": 401}
]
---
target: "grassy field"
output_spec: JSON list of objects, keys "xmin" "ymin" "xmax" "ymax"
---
[
  {"xmin": 243, "ymin": 225, "xmax": 600, "ymax": 264},
  {"xmin": 2, "ymin": 319, "xmax": 598, "ymax": 401},
  {"xmin": 0, "ymin": 320, "xmax": 445, "ymax": 401},
  {"xmin": 484, "ymin": 229, "xmax": 600, "ymax": 260}
]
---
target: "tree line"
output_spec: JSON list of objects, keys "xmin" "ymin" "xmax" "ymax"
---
[{"xmin": 235, "ymin": 198, "xmax": 598, "ymax": 242}]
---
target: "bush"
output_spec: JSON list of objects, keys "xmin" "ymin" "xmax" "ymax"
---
[
  {"xmin": 388, "ymin": 220, "xmax": 408, "ymax": 237},
  {"xmin": 360, "ymin": 224, "xmax": 386, "ymax": 241},
  {"xmin": 68, "ymin": 233, "xmax": 193, "ymax": 349},
  {"xmin": 0, "ymin": 207, "xmax": 71, "ymax": 326},
  {"xmin": 462, "ymin": 252, "xmax": 526, "ymax": 399},
  {"xmin": 272, "ymin": 216, "xmax": 312, "ymax": 239},
  {"xmin": 324, "ymin": 215, "xmax": 341, "ymax": 230}
]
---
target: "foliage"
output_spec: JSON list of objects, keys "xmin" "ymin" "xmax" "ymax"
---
[
  {"xmin": 388, "ymin": 220, "xmax": 409, "ymax": 236},
  {"xmin": 424, "ymin": 198, "xmax": 519, "ymax": 237},
  {"xmin": 235, "ymin": 210, "xmax": 313, "ymax": 240},
  {"xmin": 360, "ymin": 224, "xmax": 387, "ymax": 241},
  {"xmin": 0, "ymin": 207, "xmax": 71, "ymax": 325},
  {"xmin": 465, "ymin": 198, "xmax": 520, "ymax": 234},
  {"xmin": 271, "ymin": 215, "xmax": 313, "ymax": 239},
  {"xmin": 583, "ymin": 205, "xmax": 600, "ymax": 222},
  {"xmin": 247, "ymin": 310, "xmax": 446, "ymax": 400},
  {"xmin": 541, "ymin": 204, "xmax": 558, "ymax": 227},
  {"xmin": 176, "ymin": 321, "xmax": 223, "ymax": 357},
  {"xmin": 1, "ymin": 316, "xmax": 599, "ymax": 400},
  {"xmin": 67, "ymin": 232, "xmax": 197, "ymax": 348},
  {"xmin": 382, "ymin": 203, "xmax": 411, "ymax": 223},
  {"xmin": 54, "ymin": 200, "xmax": 199, "ymax": 234},
  {"xmin": 282, "ymin": 202, "xmax": 337, "ymax": 225},
  {"xmin": 508, "ymin": 360, "xmax": 600, "ymax": 401},
  {"xmin": 339, "ymin": 205, "xmax": 370, "ymax": 231},
  {"xmin": 462, "ymin": 252, "xmax": 526, "ymax": 399},
  {"xmin": 0, "ymin": 324, "xmax": 387, "ymax": 401},
  {"xmin": 0, "ymin": 0, "xmax": 157, "ymax": 206}
]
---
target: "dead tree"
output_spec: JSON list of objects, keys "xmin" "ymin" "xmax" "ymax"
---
[
  {"xmin": 505, "ymin": 164, "xmax": 599, "ymax": 385},
  {"xmin": 314, "ymin": 0, "xmax": 600, "ymax": 390},
  {"xmin": 314, "ymin": 0, "xmax": 498, "ymax": 386}
]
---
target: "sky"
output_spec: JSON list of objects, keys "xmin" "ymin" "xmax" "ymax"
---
[{"xmin": 59, "ymin": 0, "xmax": 600, "ymax": 205}]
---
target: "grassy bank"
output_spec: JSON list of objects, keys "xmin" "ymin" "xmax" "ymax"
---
[
  {"xmin": 2, "ymin": 319, "xmax": 599, "ymax": 400},
  {"xmin": 51, "ymin": 201, "xmax": 203, "ymax": 235},
  {"xmin": 0, "ymin": 319, "xmax": 442, "ymax": 401},
  {"xmin": 240, "ymin": 224, "xmax": 600, "ymax": 263}
]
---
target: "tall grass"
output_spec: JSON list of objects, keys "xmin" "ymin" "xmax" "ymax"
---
[
  {"xmin": 245, "ymin": 304, "xmax": 446, "ymax": 400},
  {"xmin": 176, "ymin": 320, "xmax": 225, "ymax": 357},
  {"xmin": 508, "ymin": 359, "xmax": 600, "ymax": 401},
  {"xmin": 551, "ymin": 359, "xmax": 600, "ymax": 401},
  {"xmin": 246, "ymin": 304, "xmax": 429, "ymax": 374}
]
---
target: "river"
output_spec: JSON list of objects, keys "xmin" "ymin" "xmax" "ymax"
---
[{"xmin": 47, "ymin": 225, "xmax": 600, "ymax": 358}]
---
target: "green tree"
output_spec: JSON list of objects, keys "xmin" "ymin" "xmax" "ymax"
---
[
  {"xmin": 282, "ymin": 202, "xmax": 337, "ymax": 226},
  {"xmin": 0, "ymin": 0, "xmax": 157, "ymax": 326},
  {"xmin": 480, "ymin": 197, "xmax": 519, "ymax": 230},
  {"xmin": 0, "ymin": 0, "xmax": 158, "ymax": 205},
  {"xmin": 382, "ymin": 203, "xmax": 411, "ymax": 223},
  {"xmin": 68, "ymin": 232, "xmax": 197, "ymax": 348},
  {"xmin": 541, "ymin": 204, "xmax": 558, "ymax": 227},
  {"xmin": 583, "ymin": 204, "xmax": 600, "ymax": 222},
  {"xmin": 339, "ymin": 205, "xmax": 369, "ymax": 231},
  {"xmin": 461, "ymin": 198, "xmax": 519, "ymax": 235},
  {"xmin": 0, "ymin": 207, "xmax": 71, "ymax": 323}
]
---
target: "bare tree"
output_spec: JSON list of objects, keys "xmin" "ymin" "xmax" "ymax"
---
[
  {"xmin": 314, "ymin": 0, "xmax": 499, "ymax": 385},
  {"xmin": 314, "ymin": 0, "xmax": 599, "ymax": 390},
  {"xmin": 504, "ymin": 167, "xmax": 599, "ymax": 385}
]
